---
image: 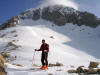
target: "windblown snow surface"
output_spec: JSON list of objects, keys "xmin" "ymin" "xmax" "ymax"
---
[{"xmin": 0, "ymin": 19, "xmax": 100, "ymax": 75}]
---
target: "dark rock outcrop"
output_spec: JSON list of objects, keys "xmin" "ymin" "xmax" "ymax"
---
[
  {"xmin": 68, "ymin": 62, "xmax": 100, "ymax": 74},
  {"xmin": 88, "ymin": 61, "xmax": 99, "ymax": 68},
  {"xmin": 0, "ymin": 16, "xmax": 19, "ymax": 30},
  {"xmin": 76, "ymin": 66, "xmax": 84, "ymax": 73},
  {"xmin": 19, "ymin": 10, "xmax": 33, "ymax": 20},
  {"xmin": 0, "ymin": 54, "xmax": 7, "ymax": 75},
  {"xmin": 42, "ymin": 6, "xmax": 68, "ymax": 25},
  {"xmin": 41, "ymin": 5, "xmax": 100, "ymax": 27},
  {"xmin": 32, "ymin": 8, "xmax": 41, "ymax": 20},
  {"xmin": 49, "ymin": 62, "xmax": 63, "ymax": 67}
]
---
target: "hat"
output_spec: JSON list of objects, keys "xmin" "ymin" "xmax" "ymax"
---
[{"xmin": 42, "ymin": 39, "xmax": 45, "ymax": 42}]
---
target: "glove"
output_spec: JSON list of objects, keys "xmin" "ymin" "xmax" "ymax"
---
[{"xmin": 35, "ymin": 49, "xmax": 38, "ymax": 51}]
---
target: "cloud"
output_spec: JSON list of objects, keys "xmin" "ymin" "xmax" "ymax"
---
[{"xmin": 38, "ymin": 0, "xmax": 78, "ymax": 9}]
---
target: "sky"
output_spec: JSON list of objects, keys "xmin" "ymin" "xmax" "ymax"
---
[{"xmin": 0, "ymin": 0, "xmax": 100, "ymax": 24}]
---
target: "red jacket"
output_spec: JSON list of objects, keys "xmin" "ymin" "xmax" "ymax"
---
[{"xmin": 38, "ymin": 43, "xmax": 49, "ymax": 53}]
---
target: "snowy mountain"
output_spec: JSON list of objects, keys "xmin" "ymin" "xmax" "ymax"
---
[
  {"xmin": 1, "ymin": 5, "xmax": 100, "ymax": 30},
  {"xmin": 0, "ymin": 5, "xmax": 100, "ymax": 75},
  {"xmin": 19, "ymin": 5, "xmax": 100, "ymax": 27}
]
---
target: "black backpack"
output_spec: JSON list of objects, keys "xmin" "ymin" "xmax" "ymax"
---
[{"xmin": 46, "ymin": 43, "xmax": 49, "ymax": 47}]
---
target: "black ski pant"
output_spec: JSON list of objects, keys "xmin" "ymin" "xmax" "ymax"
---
[{"xmin": 41, "ymin": 52, "xmax": 48, "ymax": 66}]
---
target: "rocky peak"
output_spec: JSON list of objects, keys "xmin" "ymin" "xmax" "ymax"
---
[
  {"xmin": 18, "ymin": 5, "xmax": 100, "ymax": 27},
  {"xmin": 0, "ymin": 5, "xmax": 100, "ymax": 30},
  {"xmin": 41, "ymin": 5, "xmax": 100, "ymax": 27}
]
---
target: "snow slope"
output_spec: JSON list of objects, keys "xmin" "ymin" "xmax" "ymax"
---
[{"xmin": 0, "ymin": 19, "xmax": 100, "ymax": 75}]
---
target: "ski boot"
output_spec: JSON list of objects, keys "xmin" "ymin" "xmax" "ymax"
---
[{"xmin": 42, "ymin": 66, "xmax": 48, "ymax": 70}]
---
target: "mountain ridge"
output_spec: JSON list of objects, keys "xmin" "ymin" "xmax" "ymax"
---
[{"xmin": 0, "ymin": 5, "xmax": 100, "ymax": 30}]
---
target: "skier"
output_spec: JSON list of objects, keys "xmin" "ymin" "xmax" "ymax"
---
[{"xmin": 35, "ymin": 39, "xmax": 49, "ymax": 70}]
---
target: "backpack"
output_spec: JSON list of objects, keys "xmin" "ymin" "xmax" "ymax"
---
[{"xmin": 46, "ymin": 43, "xmax": 49, "ymax": 47}]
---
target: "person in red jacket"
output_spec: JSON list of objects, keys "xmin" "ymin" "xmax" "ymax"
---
[{"xmin": 35, "ymin": 39, "xmax": 49, "ymax": 69}]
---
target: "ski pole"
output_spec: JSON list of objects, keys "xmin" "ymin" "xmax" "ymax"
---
[{"xmin": 32, "ymin": 50, "xmax": 36, "ymax": 66}]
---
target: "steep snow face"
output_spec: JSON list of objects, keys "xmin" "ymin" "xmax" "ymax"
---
[
  {"xmin": 1, "ymin": 19, "xmax": 100, "ymax": 67},
  {"xmin": 0, "ymin": 18, "xmax": 100, "ymax": 75}
]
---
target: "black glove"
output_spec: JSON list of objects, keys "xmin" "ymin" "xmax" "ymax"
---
[{"xmin": 35, "ymin": 49, "xmax": 38, "ymax": 51}]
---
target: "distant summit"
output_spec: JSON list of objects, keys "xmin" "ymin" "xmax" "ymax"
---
[{"xmin": 1, "ymin": 5, "xmax": 100, "ymax": 30}]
